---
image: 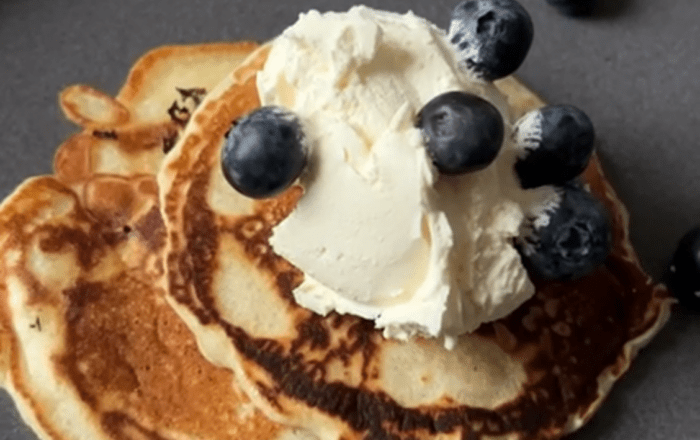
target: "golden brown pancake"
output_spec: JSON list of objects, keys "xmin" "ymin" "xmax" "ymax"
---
[
  {"xmin": 158, "ymin": 44, "xmax": 673, "ymax": 440},
  {"xmin": 54, "ymin": 42, "xmax": 259, "ymax": 186},
  {"xmin": 0, "ymin": 42, "xmax": 315, "ymax": 440}
]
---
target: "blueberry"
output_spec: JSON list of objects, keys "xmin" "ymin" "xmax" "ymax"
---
[
  {"xmin": 514, "ymin": 105, "xmax": 595, "ymax": 189},
  {"xmin": 546, "ymin": 0, "xmax": 597, "ymax": 17},
  {"xmin": 448, "ymin": 0, "xmax": 534, "ymax": 81},
  {"xmin": 221, "ymin": 106, "xmax": 306, "ymax": 199},
  {"xmin": 516, "ymin": 185, "xmax": 611, "ymax": 280},
  {"xmin": 664, "ymin": 227, "xmax": 700, "ymax": 310},
  {"xmin": 417, "ymin": 91, "xmax": 504, "ymax": 175}
]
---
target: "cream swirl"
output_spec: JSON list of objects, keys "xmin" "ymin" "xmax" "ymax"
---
[{"xmin": 258, "ymin": 5, "xmax": 558, "ymax": 348}]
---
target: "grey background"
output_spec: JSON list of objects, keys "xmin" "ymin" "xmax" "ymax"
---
[{"xmin": 0, "ymin": 0, "xmax": 699, "ymax": 439}]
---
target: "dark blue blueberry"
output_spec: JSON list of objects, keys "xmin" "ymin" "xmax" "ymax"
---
[
  {"xmin": 664, "ymin": 227, "xmax": 700, "ymax": 310},
  {"xmin": 448, "ymin": 0, "xmax": 534, "ymax": 81},
  {"xmin": 514, "ymin": 105, "xmax": 595, "ymax": 189},
  {"xmin": 516, "ymin": 185, "xmax": 611, "ymax": 280},
  {"xmin": 221, "ymin": 106, "xmax": 306, "ymax": 199},
  {"xmin": 546, "ymin": 0, "xmax": 597, "ymax": 17},
  {"xmin": 417, "ymin": 91, "xmax": 504, "ymax": 174}
]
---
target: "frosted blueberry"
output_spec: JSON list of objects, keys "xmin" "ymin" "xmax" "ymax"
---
[
  {"xmin": 448, "ymin": 0, "xmax": 534, "ymax": 80},
  {"xmin": 417, "ymin": 91, "xmax": 504, "ymax": 174},
  {"xmin": 221, "ymin": 106, "xmax": 306, "ymax": 199},
  {"xmin": 516, "ymin": 185, "xmax": 611, "ymax": 280},
  {"xmin": 664, "ymin": 227, "xmax": 700, "ymax": 311},
  {"xmin": 513, "ymin": 105, "xmax": 595, "ymax": 189}
]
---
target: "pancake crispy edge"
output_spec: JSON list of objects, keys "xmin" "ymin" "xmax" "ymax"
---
[
  {"xmin": 54, "ymin": 42, "xmax": 259, "ymax": 186},
  {"xmin": 0, "ymin": 42, "xmax": 316, "ymax": 440},
  {"xmin": 159, "ymin": 43, "xmax": 673, "ymax": 440}
]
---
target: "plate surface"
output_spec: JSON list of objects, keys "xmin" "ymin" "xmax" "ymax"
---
[{"xmin": 0, "ymin": 0, "xmax": 699, "ymax": 439}]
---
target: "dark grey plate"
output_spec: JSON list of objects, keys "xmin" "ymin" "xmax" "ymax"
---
[{"xmin": 1, "ymin": 0, "xmax": 698, "ymax": 439}]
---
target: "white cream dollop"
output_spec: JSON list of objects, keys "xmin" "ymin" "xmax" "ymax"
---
[{"xmin": 257, "ymin": 6, "xmax": 559, "ymax": 348}]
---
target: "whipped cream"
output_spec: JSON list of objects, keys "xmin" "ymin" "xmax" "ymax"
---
[{"xmin": 257, "ymin": 6, "xmax": 559, "ymax": 347}]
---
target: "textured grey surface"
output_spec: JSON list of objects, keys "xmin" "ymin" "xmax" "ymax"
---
[{"xmin": 0, "ymin": 0, "xmax": 698, "ymax": 439}]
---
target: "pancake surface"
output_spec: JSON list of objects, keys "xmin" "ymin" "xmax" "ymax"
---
[
  {"xmin": 0, "ymin": 42, "xmax": 314, "ymax": 440},
  {"xmin": 159, "ymin": 45, "xmax": 673, "ymax": 440}
]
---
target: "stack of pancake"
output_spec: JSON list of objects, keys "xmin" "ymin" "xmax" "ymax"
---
[{"xmin": 0, "ymin": 41, "xmax": 672, "ymax": 440}]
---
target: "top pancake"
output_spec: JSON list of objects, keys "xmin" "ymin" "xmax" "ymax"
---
[
  {"xmin": 0, "ymin": 41, "xmax": 315, "ymax": 440},
  {"xmin": 158, "ymin": 44, "xmax": 673, "ymax": 440}
]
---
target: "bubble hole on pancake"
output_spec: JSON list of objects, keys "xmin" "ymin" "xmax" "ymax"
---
[
  {"xmin": 159, "ymin": 43, "xmax": 673, "ymax": 440},
  {"xmin": 0, "ymin": 41, "xmax": 316, "ymax": 440}
]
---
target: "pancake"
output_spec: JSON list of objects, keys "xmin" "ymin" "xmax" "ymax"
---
[
  {"xmin": 54, "ymin": 42, "xmax": 259, "ymax": 186},
  {"xmin": 158, "ymin": 44, "xmax": 674, "ymax": 440},
  {"xmin": 0, "ymin": 42, "xmax": 314, "ymax": 440}
]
